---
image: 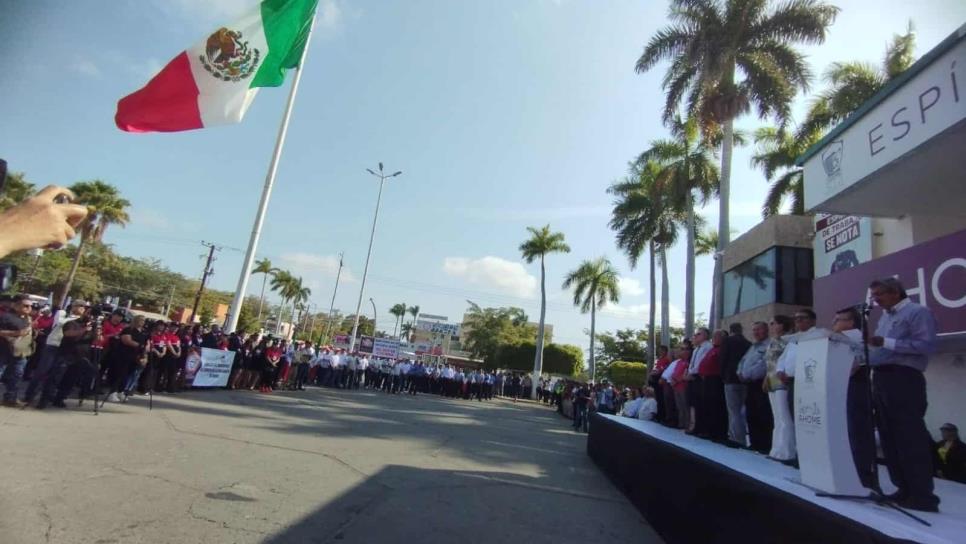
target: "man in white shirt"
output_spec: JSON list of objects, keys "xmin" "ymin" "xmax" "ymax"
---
[
  {"xmin": 776, "ymin": 308, "xmax": 817, "ymax": 420},
  {"xmin": 637, "ymin": 387, "xmax": 658, "ymax": 421},
  {"xmin": 24, "ymin": 300, "xmax": 88, "ymax": 405},
  {"xmin": 357, "ymin": 354, "xmax": 369, "ymax": 389},
  {"xmin": 686, "ymin": 328, "xmax": 712, "ymax": 433},
  {"xmin": 621, "ymin": 389, "xmax": 643, "ymax": 418}
]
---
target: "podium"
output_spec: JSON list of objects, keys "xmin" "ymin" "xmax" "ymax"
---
[{"xmin": 793, "ymin": 329, "xmax": 866, "ymax": 495}]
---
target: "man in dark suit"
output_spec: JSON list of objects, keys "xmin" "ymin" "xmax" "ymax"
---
[{"xmin": 721, "ymin": 323, "xmax": 751, "ymax": 447}]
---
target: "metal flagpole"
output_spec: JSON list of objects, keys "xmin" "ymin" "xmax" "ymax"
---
[{"xmin": 226, "ymin": 15, "xmax": 317, "ymax": 333}]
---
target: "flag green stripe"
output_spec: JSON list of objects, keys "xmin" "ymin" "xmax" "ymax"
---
[{"xmin": 250, "ymin": 0, "xmax": 318, "ymax": 88}]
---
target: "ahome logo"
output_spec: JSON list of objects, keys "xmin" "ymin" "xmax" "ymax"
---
[{"xmin": 798, "ymin": 402, "xmax": 823, "ymax": 427}]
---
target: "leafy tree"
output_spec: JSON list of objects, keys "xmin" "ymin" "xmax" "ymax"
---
[
  {"xmin": 519, "ymin": 224, "xmax": 570, "ymax": 397},
  {"xmin": 0, "ymin": 171, "xmax": 35, "ymax": 211},
  {"xmin": 407, "ymin": 304, "xmax": 421, "ymax": 333},
  {"xmin": 799, "ymin": 23, "xmax": 916, "ymax": 138},
  {"xmin": 607, "ymin": 361, "xmax": 649, "ymax": 388},
  {"xmin": 637, "ymin": 0, "xmax": 838, "ymax": 328},
  {"xmin": 638, "ymin": 116, "xmax": 719, "ymax": 337},
  {"xmin": 59, "ymin": 180, "xmax": 131, "ymax": 307},
  {"xmin": 562, "ymin": 257, "xmax": 620, "ymax": 383},
  {"xmin": 751, "ymin": 126, "xmax": 822, "ymax": 216},
  {"xmin": 199, "ymin": 304, "xmax": 215, "ymax": 327},
  {"xmin": 594, "ymin": 328, "xmax": 649, "ymax": 369},
  {"xmin": 461, "ymin": 302, "xmax": 535, "ymax": 367},
  {"xmin": 252, "ymin": 258, "xmax": 277, "ymax": 321},
  {"xmin": 610, "ymin": 160, "xmax": 685, "ymax": 353}
]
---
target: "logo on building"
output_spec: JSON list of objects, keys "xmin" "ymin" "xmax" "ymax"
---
[
  {"xmin": 802, "ymin": 358, "xmax": 818, "ymax": 384},
  {"xmin": 798, "ymin": 401, "xmax": 823, "ymax": 427},
  {"xmin": 821, "ymin": 140, "xmax": 844, "ymax": 194}
]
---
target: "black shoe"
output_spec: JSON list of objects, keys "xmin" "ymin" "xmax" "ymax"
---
[
  {"xmin": 884, "ymin": 490, "xmax": 909, "ymax": 502},
  {"xmin": 35, "ymin": 401, "xmax": 47, "ymax": 410},
  {"xmin": 52, "ymin": 400, "xmax": 68, "ymax": 408},
  {"xmin": 896, "ymin": 496, "xmax": 939, "ymax": 513}
]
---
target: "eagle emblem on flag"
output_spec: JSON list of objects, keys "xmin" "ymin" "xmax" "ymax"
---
[{"xmin": 199, "ymin": 27, "xmax": 261, "ymax": 82}]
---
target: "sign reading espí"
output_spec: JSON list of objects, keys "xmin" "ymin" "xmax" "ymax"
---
[{"xmin": 803, "ymin": 39, "xmax": 965, "ymax": 210}]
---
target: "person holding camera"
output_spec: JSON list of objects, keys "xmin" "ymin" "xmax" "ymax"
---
[
  {"xmin": 51, "ymin": 308, "xmax": 98, "ymax": 407},
  {"xmin": 23, "ymin": 300, "xmax": 89, "ymax": 408},
  {"xmin": 1, "ymin": 295, "xmax": 35, "ymax": 407}
]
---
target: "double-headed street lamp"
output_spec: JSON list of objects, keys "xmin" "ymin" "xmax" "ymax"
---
[{"xmin": 349, "ymin": 163, "xmax": 401, "ymax": 352}]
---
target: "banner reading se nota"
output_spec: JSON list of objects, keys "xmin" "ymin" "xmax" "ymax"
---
[{"xmin": 184, "ymin": 347, "xmax": 236, "ymax": 387}]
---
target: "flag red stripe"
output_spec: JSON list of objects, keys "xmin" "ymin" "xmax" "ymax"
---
[{"xmin": 115, "ymin": 52, "xmax": 203, "ymax": 133}]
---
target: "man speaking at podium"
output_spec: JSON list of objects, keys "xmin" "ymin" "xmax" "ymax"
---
[{"xmin": 868, "ymin": 278, "xmax": 940, "ymax": 512}]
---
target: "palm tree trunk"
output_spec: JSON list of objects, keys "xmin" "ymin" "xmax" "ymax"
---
[
  {"xmin": 275, "ymin": 300, "xmax": 287, "ymax": 334},
  {"xmin": 256, "ymin": 274, "xmax": 268, "ymax": 320},
  {"xmin": 589, "ymin": 296, "xmax": 597, "ymax": 383},
  {"xmin": 713, "ymin": 117, "xmax": 734, "ymax": 330},
  {"xmin": 647, "ymin": 241, "xmax": 656, "ymax": 360},
  {"xmin": 532, "ymin": 256, "xmax": 547, "ymax": 398},
  {"xmin": 58, "ymin": 233, "xmax": 89, "ymax": 308},
  {"xmin": 660, "ymin": 247, "xmax": 670, "ymax": 347},
  {"xmin": 685, "ymin": 192, "xmax": 696, "ymax": 338}
]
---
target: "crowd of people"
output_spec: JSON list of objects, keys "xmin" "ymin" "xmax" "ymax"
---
[
  {"xmin": 0, "ymin": 294, "xmax": 543, "ymax": 409},
  {"xmin": 629, "ymin": 277, "xmax": 961, "ymax": 512}
]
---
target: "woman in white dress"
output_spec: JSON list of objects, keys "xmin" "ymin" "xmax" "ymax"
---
[{"xmin": 764, "ymin": 315, "xmax": 796, "ymax": 462}]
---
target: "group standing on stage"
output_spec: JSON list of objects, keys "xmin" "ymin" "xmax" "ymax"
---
[{"xmin": 637, "ymin": 278, "xmax": 954, "ymax": 513}]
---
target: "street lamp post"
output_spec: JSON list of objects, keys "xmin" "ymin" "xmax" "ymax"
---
[{"xmin": 349, "ymin": 163, "xmax": 401, "ymax": 352}]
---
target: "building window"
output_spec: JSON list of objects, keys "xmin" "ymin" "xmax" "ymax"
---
[{"xmin": 723, "ymin": 247, "xmax": 813, "ymax": 317}]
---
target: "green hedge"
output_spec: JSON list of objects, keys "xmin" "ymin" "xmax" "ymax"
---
[
  {"xmin": 493, "ymin": 341, "xmax": 583, "ymax": 376},
  {"xmin": 607, "ymin": 361, "xmax": 648, "ymax": 388}
]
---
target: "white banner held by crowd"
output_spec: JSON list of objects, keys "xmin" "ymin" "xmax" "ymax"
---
[
  {"xmin": 372, "ymin": 338, "xmax": 400, "ymax": 359},
  {"xmin": 184, "ymin": 347, "xmax": 236, "ymax": 387}
]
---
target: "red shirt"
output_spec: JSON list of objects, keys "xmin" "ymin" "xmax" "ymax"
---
[
  {"xmin": 33, "ymin": 315, "xmax": 54, "ymax": 332},
  {"xmin": 92, "ymin": 320, "xmax": 125, "ymax": 348},
  {"xmin": 698, "ymin": 346, "xmax": 722, "ymax": 377},
  {"xmin": 654, "ymin": 355, "xmax": 671, "ymax": 375},
  {"xmin": 150, "ymin": 333, "xmax": 168, "ymax": 355},
  {"xmin": 266, "ymin": 347, "xmax": 282, "ymax": 361},
  {"xmin": 670, "ymin": 359, "xmax": 689, "ymax": 392}
]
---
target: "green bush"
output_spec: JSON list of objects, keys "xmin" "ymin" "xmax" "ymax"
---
[
  {"xmin": 607, "ymin": 361, "xmax": 648, "ymax": 388},
  {"xmin": 494, "ymin": 342, "xmax": 583, "ymax": 376}
]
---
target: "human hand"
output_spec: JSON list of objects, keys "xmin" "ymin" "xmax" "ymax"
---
[{"xmin": 0, "ymin": 186, "xmax": 88, "ymax": 257}]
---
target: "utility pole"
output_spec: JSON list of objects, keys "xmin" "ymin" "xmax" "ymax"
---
[
  {"xmin": 163, "ymin": 284, "xmax": 176, "ymax": 317},
  {"xmin": 189, "ymin": 241, "xmax": 220, "ymax": 324},
  {"xmin": 321, "ymin": 252, "xmax": 344, "ymax": 344}
]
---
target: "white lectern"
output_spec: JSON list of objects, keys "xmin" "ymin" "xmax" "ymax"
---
[{"xmin": 793, "ymin": 329, "xmax": 866, "ymax": 495}]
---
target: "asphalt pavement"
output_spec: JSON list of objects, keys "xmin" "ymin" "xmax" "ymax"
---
[{"xmin": 0, "ymin": 386, "xmax": 660, "ymax": 544}]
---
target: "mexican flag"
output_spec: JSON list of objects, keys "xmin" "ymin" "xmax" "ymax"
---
[{"xmin": 115, "ymin": 0, "xmax": 317, "ymax": 133}]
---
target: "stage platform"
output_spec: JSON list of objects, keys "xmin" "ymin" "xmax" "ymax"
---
[{"xmin": 588, "ymin": 413, "xmax": 966, "ymax": 544}]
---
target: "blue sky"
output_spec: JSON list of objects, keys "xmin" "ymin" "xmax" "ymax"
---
[{"xmin": 2, "ymin": 0, "xmax": 964, "ymax": 352}]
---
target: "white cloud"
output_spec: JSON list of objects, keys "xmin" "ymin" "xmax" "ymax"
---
[
  {"xmin": 279, "ymin": 252, "xmax": 357, "ymax": 285},
  {"xmin": 443, "ymin": 256, "xmax": 538, "ymax": 298},
  {"xmin": 71, "ymin": 58, "xmax": 100, "ymax": 77},
  {"xmin": 318, "ymin": 0, "xmax": 343, "ymax": 29},
  {"xmin": 617, "ymin": 276, "xmax": 645, "ymax": 297},
  {"xmin": 160, "ymin": 0, "xmax": 258, "ymax": 24}
]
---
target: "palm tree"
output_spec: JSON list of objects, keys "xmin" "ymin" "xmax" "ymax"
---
[
  {"xmin": 638, "ymin": 116, "xmax": 719, "ymax": 338},
  {"xmin": 562, "ymin": 257, "xmax": 620, "ymax": 383},
  {"xmin": 389, "ymin": 303, "xmax": 408, "ymax": 339},
  {"xmin": 252, "ymin": 258, "xmax": 277, "ymax": 320},
  {"xmin": 400, "ymin": 322, "xmax": 415, "ymax": 343},
  {"xmin": 58, "ymin": 180, "xmax": 130, "ymax": 307},
  {"xmin": 637, "ymin": 0, "xmax": 838, "ymax": 327},
  {"xmin": 407, "ymin": 305, "xmax": 420, "ymax": 333},
  {"xmin": 519, "ymin": 224, "xmax": 571, "ymax": 396},
  {"xmin": 609, "ymin": 160, "xmax": 677, "ymax": 358},
  {"xmin": 799, "ymin": 23, "xmax": 916, "ymax": 139},
  {"xmin": 270, "ymin": 269, "xmax": 295, "ymax": 333},
  {"xmin": 0, "ymin": 171, "xmax": 35, "ymax": 211},
  {"xmin": 751, "ymin": 126, "xmax": 822, "ymax": 216},
  {"xmin": 695, "ymin": 227, "xmax": 718, "ymax": 258}
]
